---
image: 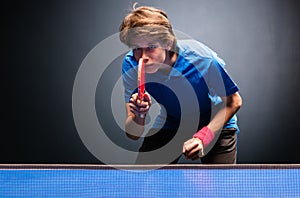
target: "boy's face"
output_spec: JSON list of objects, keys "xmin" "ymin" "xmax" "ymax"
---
[{"xmin": 130, "ymin": 37, "xmax": 170, "ymax": 74}]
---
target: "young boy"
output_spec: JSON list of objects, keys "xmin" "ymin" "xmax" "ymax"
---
[{"xmin": 119, "ymin": 5, "xmax": 242, "ymax": 164}]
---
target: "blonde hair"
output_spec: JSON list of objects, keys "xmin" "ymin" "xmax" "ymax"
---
[{"xmin": 119, "ymin": 5, "xmax": 177, "ymax": 51}]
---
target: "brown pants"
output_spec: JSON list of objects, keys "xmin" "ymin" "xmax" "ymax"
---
[
  {"xmin": 201, "ymin": 129, "xmax": 237, "ymax": 164},
  {"xmin": 137, "ymin": 128, "xmax": 237, "ymax": 164}
]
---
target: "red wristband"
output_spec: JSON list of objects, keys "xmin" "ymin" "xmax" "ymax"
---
[{"xmin": 193, "ymin": 126, "xmax": 215, "ymax": 147}]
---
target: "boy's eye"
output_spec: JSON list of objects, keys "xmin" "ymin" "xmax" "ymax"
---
[
  {"xmin": 132, "ymin": 45, "xmax": 157, "ymax": 52},
  {"xmin": 148, "ymin": 45, "xmax": 157, "ymax": 49}
]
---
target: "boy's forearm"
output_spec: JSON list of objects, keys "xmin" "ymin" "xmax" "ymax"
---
[
  {"xmin": 125, "ymin": 115, "xmax": 145, "ymax": 140},
  {"xmin": 207, "ymin": 93, "xmax": 242, "ymax": 133}
]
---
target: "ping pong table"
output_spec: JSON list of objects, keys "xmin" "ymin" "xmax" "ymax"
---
[{"xmin": 1, "ymin": 164, "xmax": 299, "ymax": 197}]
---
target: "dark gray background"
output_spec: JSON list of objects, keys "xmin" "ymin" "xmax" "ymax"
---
[{"xmin": 4, "ymin": 0, "xmax": 299, "ymax": 163}]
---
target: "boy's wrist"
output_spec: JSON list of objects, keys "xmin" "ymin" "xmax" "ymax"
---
[{"xmin": 193, "ymin": 126, "xmax": 215, "ymax": 147}]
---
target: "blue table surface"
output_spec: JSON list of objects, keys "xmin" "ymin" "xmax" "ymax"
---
[{"xmin": 1, "ymin": 165, "xmax": 300, "ymax": 198}]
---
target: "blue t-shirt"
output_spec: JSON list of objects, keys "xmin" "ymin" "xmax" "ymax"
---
[{"xmin": 122, "ymin": 39, "xmax": 240, "ymax": 132}]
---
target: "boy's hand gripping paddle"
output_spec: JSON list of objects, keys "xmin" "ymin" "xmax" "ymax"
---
[{"xmin": 138, "ymin": 58, "xmax": 145, "ymax": 118}]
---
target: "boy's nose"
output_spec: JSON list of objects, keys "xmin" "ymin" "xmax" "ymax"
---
[{"xmin": 141, "ymin": 49, "xmax": 149, "ymax": 62}]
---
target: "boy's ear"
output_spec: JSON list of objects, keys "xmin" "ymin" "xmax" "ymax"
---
[{"xmin": 166, "ymin": 40, "xmax": 173, "ymax": 51}]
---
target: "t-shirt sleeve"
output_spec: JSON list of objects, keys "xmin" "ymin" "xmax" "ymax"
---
[
  {"xmin": 206, "ymin": 55, "xmax": 239, "ymax": 97},
  {"xmin": 122, "ymin": 55, "xmax": 138, "ymax": 103}
]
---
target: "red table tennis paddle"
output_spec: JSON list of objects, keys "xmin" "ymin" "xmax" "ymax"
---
[{"xmin": 138, "ymin": 58, "xmax": 145, "ymax": 118}]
